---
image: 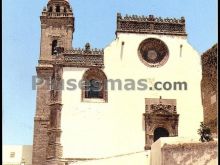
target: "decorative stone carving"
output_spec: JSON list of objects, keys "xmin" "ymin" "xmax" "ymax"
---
[
  {"xmin": 64, "ymin": 55, "xmax": 103, "ymax": 67},
  {"xmin": 41, "ymin": 17, "xmax": 74, "ymax": 29},
  {"xmin": 149, "ymin": 103, "xmax": 176, "ymax": 114},
  {"xmin": 116, "ymin": 13, "xmax": 186, "ymax": 36},
  {"xmin": 63, "ymin": 44, "xmax": 104, "ymax": 67}
]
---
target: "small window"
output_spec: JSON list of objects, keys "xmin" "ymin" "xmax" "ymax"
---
[
  {"xmin": 52, "ymin": 40, "xmax": 58, "ymax": 55},
  {"xmin": 10, "ymin": 152, "xmax": 15, "ymax": 158},
  {"xmin": 64, "ymin": 7, "xmax": 67, "ymax": 13},
  {"xmin": 56, "ymin": 6, "xmax": 60, "ymax": 12}
]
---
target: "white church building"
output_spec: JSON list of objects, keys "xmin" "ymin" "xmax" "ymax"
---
[{"xmin": 32, "ymin": 0, "xmax": 203, "ymax": 165}]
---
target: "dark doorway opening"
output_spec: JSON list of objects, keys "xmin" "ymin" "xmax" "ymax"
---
[{"xmin": 154, "ymin": 127, "xmax": 169, "ymax": 142}]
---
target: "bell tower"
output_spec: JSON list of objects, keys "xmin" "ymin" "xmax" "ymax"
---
[
  {"xmin": 32, "ymin": 1, "xmax": 74, "ymax": 165},
  {"xmin": 40, "ymin": 0, "xmax": 74, "ymax": 60}
]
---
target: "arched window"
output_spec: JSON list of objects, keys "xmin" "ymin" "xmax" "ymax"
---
[
  {"xmin": 56, "ymin": 6, "xmax": 60, "ymax": 12},
  {"xmin": 64, "ymin": 7, "xmax": 67, "ymax": 13},
  {"xmin": 52, "ymin": 40, "xmax": 58, "ymax": 55},
  {"xmin": 82, "ymin": 68, "xmax": 107, "ymax": 102}
]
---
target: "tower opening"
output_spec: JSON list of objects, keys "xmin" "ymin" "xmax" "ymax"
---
[
  {"xmin": 48, "ymin": 6, "xmax": 52, "ymax": 12},
  {"xmin": 56, "ymin": 6, "xmax": 60, "ymax": 12},
  {"xmin": 52, "ymin": 40, "xmax": 58, "ymax": 55}
]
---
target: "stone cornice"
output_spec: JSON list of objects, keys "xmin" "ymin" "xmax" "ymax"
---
[{"xmin": 116, "ymin": 13, "xmax": 187, "ymax": 36}]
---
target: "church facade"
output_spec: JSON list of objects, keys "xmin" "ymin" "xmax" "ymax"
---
[{"xmin": 32, "ymin": 0, "xmax": 203, "ymax": 164}]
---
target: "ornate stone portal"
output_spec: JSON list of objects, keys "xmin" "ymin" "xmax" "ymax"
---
[{"xmin": 143, "ymin": 97, "xmax": 179, "ymax": 150}]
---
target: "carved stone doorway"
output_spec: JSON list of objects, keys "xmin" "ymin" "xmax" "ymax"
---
[
  {"xmin": 153, "ymin": 127, "xmax": 169, "ymax": 142},
  {"xmin": 143, "ymin": 97, "xmax": 179, "ymax": 150}
]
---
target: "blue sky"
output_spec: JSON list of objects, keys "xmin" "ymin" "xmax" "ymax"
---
[{"xmin": 3, "ymin": 0, "xmax": 217, "ymax": 145}]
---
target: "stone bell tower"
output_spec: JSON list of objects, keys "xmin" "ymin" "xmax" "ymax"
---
[{"xmin": 32, "ymin": 0, "xmax": 74, "ymax": 165}]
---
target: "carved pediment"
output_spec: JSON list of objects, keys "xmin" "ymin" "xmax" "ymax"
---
[{"xmin": 146, "ymin": 103, "xmax": 176, "ymax": 114}]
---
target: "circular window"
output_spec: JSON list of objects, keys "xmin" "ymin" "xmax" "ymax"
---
[{"xmin": 138, "ymin": 38, "xmax": 169, "ymax": 67}]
